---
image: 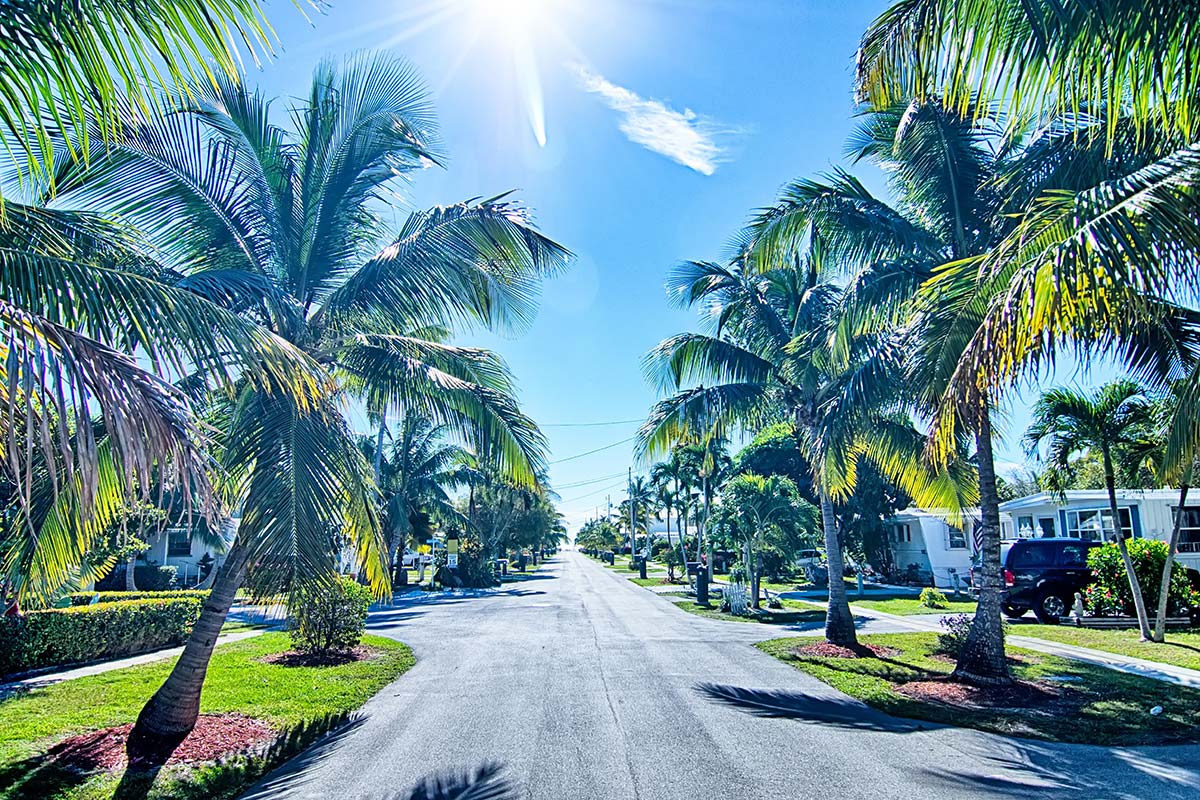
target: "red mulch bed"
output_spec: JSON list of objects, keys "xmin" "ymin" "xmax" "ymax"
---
[
  {"xmin": 259, "ymin": 645, "xmax": 381, "ymax": 667},
  {"xmin": 895, "ymin": 677, "xmax": 1075, "ymax": 712},
  {"xmin": 47, "ymin": 714, "xmax": 276, "ymax": 771},
  {"xmin": 793, "ymin": 642, "xmax": 900, "ymax": 659}
]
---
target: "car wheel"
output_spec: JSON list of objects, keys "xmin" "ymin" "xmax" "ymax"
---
[
  {"xmin": 1034, "ymin": 593, "xmax": 1068, "ymax": 624},
  {"xmin": 1002, "ymin": 605, "xmax": 1028, "ymax": 619}
]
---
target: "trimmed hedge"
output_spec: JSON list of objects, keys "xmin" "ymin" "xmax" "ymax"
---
[
  {"xmin": 64, "ymin": 589, "xmax": 210, "ymax": 607},
  {"xmin": 0, "ymin": 597, "xmax": 202, "ymax": 677}
]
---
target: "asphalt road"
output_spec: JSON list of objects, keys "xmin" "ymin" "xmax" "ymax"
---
[{"xmin": 243, "ymin": 551, "xmax": 1200, "ymax": 800}]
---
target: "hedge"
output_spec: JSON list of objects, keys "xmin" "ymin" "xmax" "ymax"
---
[
  {"xmin": 64, "ymin": 589, "xmax": 210, "ymax": 607},
  {"xmin": 0, "ymin": 597, "xmax": 202, "ymax": 678}
]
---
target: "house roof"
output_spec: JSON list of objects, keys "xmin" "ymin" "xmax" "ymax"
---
[{"xmin": 999, "ymin": 488, "xmax": 1183, "ymax": 511}]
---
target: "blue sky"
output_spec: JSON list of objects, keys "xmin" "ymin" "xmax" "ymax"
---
[{"xmin": 254, "ymin": 0, "xmax": 1114, "ymax": 529}]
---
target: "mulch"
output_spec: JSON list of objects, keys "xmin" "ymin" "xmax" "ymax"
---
[
  {"xmin": 895, "ymin": 677, "xmax": 1075, "ymax": 712},
  {"xmin": 793, "ymin": 642, "xmax": 900, "ymax": 659},
  {"xmin": 259, "ymin": 645, "xmax": 381, "ymax": 667},
  {"xmin": 47, "ymin": 714, "xmax": 276, "ymax": 771}
]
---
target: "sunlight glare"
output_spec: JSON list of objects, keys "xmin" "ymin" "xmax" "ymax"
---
[{"xmin": 464, "ymin": 0, "xmax": 554, "ymax": 147}]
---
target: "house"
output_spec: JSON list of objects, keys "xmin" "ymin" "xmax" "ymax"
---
[
  {"xmin": 881, "ymin": 487, "xmax": 1200, "ymax": 587},
  {"xmin": 883, "ymin": 508, "xmax": 1008, "ymax": 589},
  {"xmin": 998, "ymin": 489, "xmax": 1200, "ymax": 572},
  {"xmin": 135, "ymin": 515, "xmax": 239, "ymax": 588}
]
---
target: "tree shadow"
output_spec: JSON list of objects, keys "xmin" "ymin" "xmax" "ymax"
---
[
  {"xmin": 694, "ymin": 682, "xmax": 929, "ymax": 733},
  {"xmin": 382, "ymin": 762, "xmax": 516, "ymax": 800}
]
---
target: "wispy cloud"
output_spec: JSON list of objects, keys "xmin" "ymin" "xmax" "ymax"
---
[{"xmin": 572, "ymin": 64, "xmax": 739, "ymax": 176}]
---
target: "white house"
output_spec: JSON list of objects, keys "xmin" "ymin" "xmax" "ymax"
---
[
  {"xmin": 882, "ymin": 487, "xmax": 1200, "ymax": 587},
  {"xmin": 884, "ymin": 508, "xmax": 1010, "ymax": 589},
  {"xmin": 135, "ymin": 515, "xmax": 239, "ymax": 587},
  {"xmin": 998, "ymin": 489, "xmax": 1200, "ymax": 572}
]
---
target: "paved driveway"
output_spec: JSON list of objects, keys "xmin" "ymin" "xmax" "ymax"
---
[{"xmin": 243, "ymin": 551, "xmax": 1200, "ymax": 799}]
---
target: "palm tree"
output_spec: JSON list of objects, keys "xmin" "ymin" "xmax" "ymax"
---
[
  {"xmin": 368, "ymin": 414, "xmax": 474, "ymax": 580},
  {"xmin": 856, "ymin": 0, "xmax": 1200, "ymax": 495},
  {"xmin": 638, "ymin": 255, "xmax": 973, "ymax": 647},
  {"xmin": 1, "ymin": 0, "xmax": 298, "ymax": 195},
  {"xmin": 652, "ymin": 450, "xmax": 695, "ymax": 578},
  {"xmin": 44, "ymin": 53, "xmax": 568, "ymax": 763},
  {"xmin": 1025, "ymin": 381, "xmax": 1159, "ymax": 638},
  {"xmin": 722, "ymin": 473, "xmax": 804, "ymax": 609}
]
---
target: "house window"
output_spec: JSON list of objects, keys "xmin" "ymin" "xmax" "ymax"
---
[
  {"xmin": 1037, "ymin": 517, "xmax": 1057, "ymax": 537},
  {"xmin": 1171, "ymin": 506, "xmax": 1200, "ymax": 553},
  {"xmin": 1065, "ymin": 508, "xmax": 1133, "ymax": 541},
  {"xmin": 947, "ymin": 526, "xmax": 967, "ymax": 549},
  {"xmin": 1017, "ymin": 515, "xmax": 1036, "ymax": 538},
  {"xmin": 894, "ymin": 523, "xmax": 911, "ymax": 543},
  {"xmin": 167, "ymin": 528, "xmax": 192, "ymax": 557}
]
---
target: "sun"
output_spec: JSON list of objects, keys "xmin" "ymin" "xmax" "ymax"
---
[{"xmin": 467, "ymin": 0, "xmax": 554, "ymax": 39}]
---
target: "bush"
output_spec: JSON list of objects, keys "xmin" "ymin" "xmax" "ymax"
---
[
  {"xmin": 288, "ymin": 577, "xmax": 372, "ymax": 656},
  {"xmin": 918, "ymin": 587, "xmax": 949, "ymax": 609},
  {"xmin": 0, "ymin": 597, "xmax": 202, "ymax": 677},
  {"xmin": 94, "ymin": 563, "xmax": 179, "ymax": 592},
  {"xmin": 933, "ymin": 614, "xmax": 974, "ymax": 658},
  {"xmin": 64, "ymin": 589, "xmax": 210, "ymax": 606},
  {"xmin": 1085, "ymin": 539, "xmax": 1200, "ymax": 617}
]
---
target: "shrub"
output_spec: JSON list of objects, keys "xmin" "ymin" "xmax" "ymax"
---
[
  {"xmin": 0, "ymin": 597, "xmax": 202, "ymax": 677},
  {"xmin": 1085, "ymin": 539, "xmax": 1200, "ymax": 617},
  {"xmin": 933, "ymin": 614, "xmax": 974, "ymax": 658},
  {"xmin": 94, "ymin": 563, "xmax": 179, "ymax": 592},
  {"xmin": 64, "ymin": 589, "xmax": 210, "ymax": 606},
  {"xmin": 288, "ymin": 577, "xmax": 372, "ymax": 656},
  {"xmin": 918, "ymin": 587, "xmax": 949, "ymax": 609}
]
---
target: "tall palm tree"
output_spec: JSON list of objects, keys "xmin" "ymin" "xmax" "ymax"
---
[
  {"xmin": 856, "ymin": 0, "xmax": 1200, "ymax": 492},
  {"xmin": 745, "ymin": 98, "xmax": 1200, "ymax": 682},
  {"xmin": 1, "ymin": 0, "xmax": 302, "ymax": 196},
  {"xmin": 1025, "ymin": 381, "xmax": 1159, "ymax": 637},
  {"xmin": 638, "ymin": 255, "xmax": 973, "ymax": 647},
  {"xmin": 45, "ymin": 53, "xmax": 568, "ymax": 762},
  {"xmin": 651, "ymin": 450, "xmax": 694, "ymax": 577}
]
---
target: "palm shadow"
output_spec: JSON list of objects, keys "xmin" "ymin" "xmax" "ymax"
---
[{"xmin": 694, "ymin": 682, "xmax": 930, "ymax": 734}]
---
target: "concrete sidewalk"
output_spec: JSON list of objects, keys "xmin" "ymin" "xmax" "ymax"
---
[{"xmin": 847, "ymin": 603, "xmax": 1200, "ymax": 688}]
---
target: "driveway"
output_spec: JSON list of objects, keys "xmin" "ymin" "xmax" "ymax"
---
[{"xmin": 243, "ymin": 551, "xmax": 1200, "ymax": 799}]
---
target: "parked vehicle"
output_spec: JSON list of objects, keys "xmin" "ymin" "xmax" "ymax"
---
[
  {"xmin": 974, "ymin": 538, "xmax": 1100, "ymax": 624},
  {"xmin": 401, "ymin": 549, "xmax": 433, "ymax": 568}
]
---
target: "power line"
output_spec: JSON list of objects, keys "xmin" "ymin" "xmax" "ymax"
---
[
  {"xmin": 541, "ymin": 418, "xmax": 643, "ymax": 428},
  {"xmin": 560, "ymin": 479, "xmax": 628, "ymax": 504},
  {"xmin": 552, "ymin": 471, "xmax": 627, "ymax": 490},
  {"xmin": 549, "ymin": 436, "xmax": 636, "ymax": 465}
]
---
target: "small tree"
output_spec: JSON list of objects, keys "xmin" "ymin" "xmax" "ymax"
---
[
  {"xmin": 721, "ymin": 473, "xmax": 810, "ymax": 609},
  {"xmin": 288, "ymin": 577, "xmax": 372, "ymax": 657}
]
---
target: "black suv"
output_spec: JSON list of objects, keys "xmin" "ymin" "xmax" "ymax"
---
[{"xmin": 995, "ymin": 538, "xmax": 1100, "ymax": 623}]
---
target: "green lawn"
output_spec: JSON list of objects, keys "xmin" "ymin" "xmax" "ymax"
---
[
  {"xmin": 1012, "ymin": 626, "xmax": 1200, "ymax": 672},
  {"xmin": 0, "ymin": 632, "xmax": 414, "ymax": 800},
  {"xmin": 759, "ymin": 632, "xmax": 1199, "ymax": 745},
  {"xmin": 670, "ymin": 597, "xmax": 826, "ymax": 625},
  {"xmin": 850, "ymin": 597, "xmax": 977, "ymax": 616},
  {"xmin": 630, "ymin": 576, "xmax": 685, "ymax": 588}
]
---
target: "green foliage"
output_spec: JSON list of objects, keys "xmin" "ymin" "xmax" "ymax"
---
[
  {"xmin": 0, "ymin": 597, "xmax": 202, "ymax": 677},
  {"xmin": 576, "ymin": 518, "xmax": 622, "ymax": 552},
  {"xmin": 918, "ymin": 587, "xmax": 949, "ymax": 609},
  {"xmin": 287, "ymin": 578, "xmax": 372, "ymax": 656},
  {"xmin": 64, "ymin": 590, "xmax": 210, "ymax": 606},
  {"xmin": 932, "ymin": 613, "xmax": 977, "ymax": 658},
  {"xmin": 1085, "ymin": 540, "xmax": 1199, "ymax": 617},
  {"xmin": 454, "ymin": 533, "xmax": 498, "ymax": 588}
]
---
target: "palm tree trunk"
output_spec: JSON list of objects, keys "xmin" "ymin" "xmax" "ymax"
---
[
  {"xmin": 818, "ymin": 487, "xmax": 856, "ymax": 646},
  {"xmin": 1154, "ymin": 481, "xmax": 1190, "ymax": 642},
  {"xmin": 952, "ymin": 410, "xmax": 1012, "ymax": 686},
  {"xmin": 125, "ymin": 555, "xmax": 138, "ymax": 592},
  {"xmin": 125, "ymin": 543, "xmax": 251, "ymax": 765},
  {"xmin": 1102, "ymin": 450, "xmax": 1153, "ymax": 639}
]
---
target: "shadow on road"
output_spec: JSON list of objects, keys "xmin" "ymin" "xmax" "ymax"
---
[
  {"xmin": 912, "ymin": 741, "xmax": 1200, "ymax": 799},
  {"xmin": 239, "ymin": 715, "xmax": 370, "ymax": 799},
  {"xmin": 694, "ymin": 682, "xmax": 927, "ymax": 733}
]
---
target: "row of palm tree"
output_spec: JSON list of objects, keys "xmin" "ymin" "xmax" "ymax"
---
[
  {"xmin": 2, "ymin": 6, "xmax": 570, "ymax": 768},
  {"xmin": 636, "ymin": 0, "xmax": 1200, "ymax": 686}
]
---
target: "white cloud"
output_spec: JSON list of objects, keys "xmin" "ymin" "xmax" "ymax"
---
[{"xmin": 572, "ymin": 64, "xmax": 738, "ymax": 176}]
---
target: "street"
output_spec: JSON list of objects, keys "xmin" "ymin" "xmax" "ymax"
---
[{"xmin": 243, "ymin": 552, "xmax": 1200, "ymax": 800}]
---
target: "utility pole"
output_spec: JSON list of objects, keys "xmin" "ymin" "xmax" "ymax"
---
[{"xmin": 628, "ymin": 468, "xmax": 635, "ymax": 557}]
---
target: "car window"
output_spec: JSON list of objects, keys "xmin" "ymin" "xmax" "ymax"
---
[
  {"xmin": 1059, "ymin": 544, "xmax": 1089, "ymax": 567},
  {"xmin": 1011, "ymin": 544, "xmax": 1055, "ymax": 568}
]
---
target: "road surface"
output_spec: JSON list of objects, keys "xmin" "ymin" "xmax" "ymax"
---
[{"xmin": 243, "ymin": 551, "xmax": 1200, "ymax": 799}]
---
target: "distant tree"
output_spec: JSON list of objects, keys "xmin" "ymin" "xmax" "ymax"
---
[
  {"xmin": 1025, "ymin": 381, "xmax": 1159, "ymax": 638},
  {"xmin": 719, "ymin": 473, "xmax": 814, "ymax": 608}
]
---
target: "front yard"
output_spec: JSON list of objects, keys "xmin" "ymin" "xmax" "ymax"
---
[
  {"xmin": 850, "ymin": 597, "xmax": 977, "ymax": 616},
  {"xmin": 1012, "ymin": 626, "xmax": 1200, "ymax": 672},
  {"xmin": 758, "ymin": 632, "xmax": 1199, "ymax": 745},
  {"xmin": 670, "ymin": 597, "xmax": 827, "ymax": 625},
  {"xmin": 0, "ymin": 632, "xmax": 414, "ymax": 800}
]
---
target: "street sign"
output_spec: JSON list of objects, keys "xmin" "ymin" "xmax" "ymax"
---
[
  {"xmin": 447, "ymin": 536, "xmax": 459, "ymax": 555},
  {"xmin": 447, "ymin": 553, "xmax": 459, "ymax": 568}
]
